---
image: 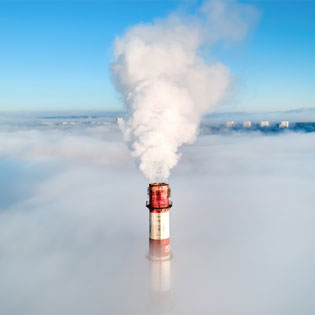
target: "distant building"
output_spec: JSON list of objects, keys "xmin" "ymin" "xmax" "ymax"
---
[
  {"xmin": 62, "ymin": 121, "xmax": 79, "ymax": 125},
  {"xmin": 41, "ymin": 122, "xmax": 53, "ymax": 126},
  {"xmin": 226, "ymin": 121, "xmax": 234, "ymax": 128},
  {"xmin": 91, "ymin": 121, "xmax": 109, "ymax": 125},
  {"xmin": 260, "ymin": 121, "xmax": 270, "ymax": 127},
  {"xmin": 243, "ymin": 121, "xmax": 252, "ymax": 128},
  {"xmin": 279, "ymin": 121, "xmax": 289, "ymax": 128},
  {"xmin": 117, "ymin": 117, "xmax": 124, "ymax": 124}
]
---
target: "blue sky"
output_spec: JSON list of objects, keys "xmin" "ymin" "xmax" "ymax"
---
[{"xmin": 0, "ymin": 0, "xmax": 315, "ymax": 112}]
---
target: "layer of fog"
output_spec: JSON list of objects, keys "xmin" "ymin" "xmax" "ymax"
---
[{"xmin": 0, "ymin": 124, "xmax": 315, "ymax": 315}]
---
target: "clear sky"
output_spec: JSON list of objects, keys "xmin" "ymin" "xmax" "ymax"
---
[{"xmin": 1, "ymin": 0, "xmax": 315, "ymax": 112}]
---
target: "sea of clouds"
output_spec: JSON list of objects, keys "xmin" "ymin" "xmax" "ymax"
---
[{"xmin": 0, "ymin": 120, "xmax": 315, "ymax": 315}]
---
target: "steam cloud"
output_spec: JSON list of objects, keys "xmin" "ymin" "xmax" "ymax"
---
[{"xmin": 111, "ymin": 0, "xmax": 257, "ymax": 182}]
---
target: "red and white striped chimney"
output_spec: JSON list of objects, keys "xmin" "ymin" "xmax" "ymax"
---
[
  {"xmin": 147, "ymin": 183, "xmax": 173, "ymax": 313},
  {"xmin": 146, "ymin": 183, "xmax": 172, "ymax": 260}
]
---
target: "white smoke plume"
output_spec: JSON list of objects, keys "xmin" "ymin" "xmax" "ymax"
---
[{"xmin": 111, "ymin": 0, "xmax": 257, "ymax": 183}]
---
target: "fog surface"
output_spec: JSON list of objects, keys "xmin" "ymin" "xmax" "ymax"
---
[{"xmin": 0, "ymin": 120, "xmax": 314, "ymax": 315}]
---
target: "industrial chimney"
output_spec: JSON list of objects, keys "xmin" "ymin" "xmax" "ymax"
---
[
  {"xmin": 146, "ymin": 183, "xmax": 173, "ymax": 314},
  {"xmin": 146, "ymin": 183, "xmax": 172, "ymax": 260}
]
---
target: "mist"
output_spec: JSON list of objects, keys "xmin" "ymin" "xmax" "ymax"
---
[{"xmin": 0, "ymin": 120, "xmax": 315, "ymax": 314}]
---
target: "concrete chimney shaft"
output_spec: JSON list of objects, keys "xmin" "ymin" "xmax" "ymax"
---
[{"xmin": 146, "ymin": 183, "xmax": 172, "ymax": 260}]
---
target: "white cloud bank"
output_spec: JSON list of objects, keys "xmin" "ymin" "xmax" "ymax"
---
[
  {"xmin": 0, "ymin": 125, "xmax": 132, "ymax": 166},
  {"xmin": 0, "ymin": 125, "xmax": 315, "ymax": 314}
]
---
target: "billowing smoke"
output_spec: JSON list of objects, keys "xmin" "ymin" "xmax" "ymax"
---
[{"xmin": 111, "ymin": 0, "xmax": 257, "ymax": 182}]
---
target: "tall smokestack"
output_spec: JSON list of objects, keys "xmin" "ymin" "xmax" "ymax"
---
[
  {"xmin": 146, "ymin": 183, "xmax": 172, "ymax": 260},
  {"xmin": 147, "ymin": 183, "xmax": 173, "ymax": 313}
]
